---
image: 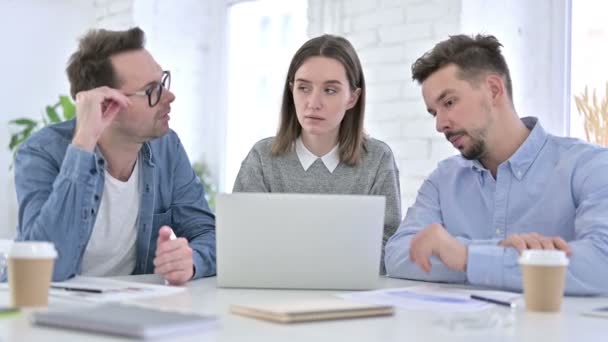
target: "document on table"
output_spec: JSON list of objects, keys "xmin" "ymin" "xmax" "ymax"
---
[
  {"xmin": 49, "ymin": 276, "xmax": 185, "ymax": 304},
  {"xmin": 337, "ymin": 285, "xmax": 521, "ymax": 312}
]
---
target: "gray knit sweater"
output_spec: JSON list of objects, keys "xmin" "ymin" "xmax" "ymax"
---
[{"xmin": 233, "ymin": 137, "xmax": 402, "ymax": 272}]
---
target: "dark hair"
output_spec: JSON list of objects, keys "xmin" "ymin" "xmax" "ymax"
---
[
  {"xmin": 66, "ymin": 27, "xmax": 145, "ymax": 99},
  {"xmin": 411, "ymin": 34, "xmax": 513, "ymax": 101},
  {"xmin": 272, "ymin": 34, "xmax": 366, "ymax": 166}
]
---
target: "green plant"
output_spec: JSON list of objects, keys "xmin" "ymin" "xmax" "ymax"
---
[
  {"xmin": 574, "ymin": 83, "xmax": 608, "ymax": 146},
  {"xmin": 8, "ymin": 95, "xmax": 76, "ymax": 162},
  {"xmin": 192, "ymin": 160, "xmax": 217, "ymax": 211}
]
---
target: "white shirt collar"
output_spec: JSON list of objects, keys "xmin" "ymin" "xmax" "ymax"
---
[{"xmin": 295, "ymin": 137, "xmax": 340, "ymax": 173}]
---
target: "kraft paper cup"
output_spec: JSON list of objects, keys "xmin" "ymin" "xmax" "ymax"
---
[
  {"xmin": 519, "ymin": 250, "xmax": 569, "ymax": 312},
  {"xmin": 8, "ymin": 242, "xmax": 57, "ymax": 307}
]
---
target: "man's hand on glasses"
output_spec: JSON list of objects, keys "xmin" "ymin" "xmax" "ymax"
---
[{"xmin": 72, "ymin": 87, "xmax": 131, "ymax": 152}]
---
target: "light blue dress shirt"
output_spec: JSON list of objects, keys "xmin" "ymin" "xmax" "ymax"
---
[{"xmin": 385, "ymin": 117, "xmax": 608, "ymax": 295}]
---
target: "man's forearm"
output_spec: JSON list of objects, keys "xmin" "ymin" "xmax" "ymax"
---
[
  {"xmin": 385, "ymin": 231, "xmax": 466, "ymax": 282},
  {"xmin": 189, "ymin": 228, "xmax": 216, "ymax": 278},
  {"xmin": 467, "ymin": 241, "xmax": 608, "ymax": 295}
]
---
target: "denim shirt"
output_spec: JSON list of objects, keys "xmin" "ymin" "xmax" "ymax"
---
[
  {"xmin": 14, "ymin": 119, "xmax": 216, "ymax": 281},
  {"xmin": 385, "ymin": 117, "xmax": 608, "ymax": 295}
]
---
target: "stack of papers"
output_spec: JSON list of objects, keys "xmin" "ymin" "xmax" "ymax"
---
[
  {"xmin": 49, "ymin": 276, "xmax": 185, "ymax": 304},
  {"xmin": 338, "ymin": 285, "xmax": 521, "ymax": 312}
]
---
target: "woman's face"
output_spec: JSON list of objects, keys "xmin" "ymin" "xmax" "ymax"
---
[{"xmin": 292, "ymin": 56, "xmax": 360, "ymax": 139}]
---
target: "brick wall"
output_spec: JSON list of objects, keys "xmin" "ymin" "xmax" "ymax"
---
[
  {"xmin": 93, "ymin": 0, "xmax": 134, "ymax": 29},
  {"xmin": 308, "ymin": 0, "xmax": 462, "ymax": 209}
]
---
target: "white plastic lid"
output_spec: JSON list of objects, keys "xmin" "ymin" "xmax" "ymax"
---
[
  {"xmin": 8, "ymin": 242, "xmax": 57, "ymax": 259},
  {"xmin": 0, "ymin": 240, "xmax": 13, "ymax": 253},
  {"xmin": 518, "ymin": 250, "xmax": 569, "ymax": 266}
]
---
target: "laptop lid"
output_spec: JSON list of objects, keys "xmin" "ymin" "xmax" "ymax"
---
[{"xmin": 216, "ymin": 193, "xmax": 385, "ymax": 290}]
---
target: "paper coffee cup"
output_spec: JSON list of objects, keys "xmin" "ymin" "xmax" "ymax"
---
[
  {"xmin": 519, "ymin": 250, "xmax": 569, "ymax": 312},
  {"xmin": 8, "ymin": 242, "xmax": 57, "ymax": 307}
]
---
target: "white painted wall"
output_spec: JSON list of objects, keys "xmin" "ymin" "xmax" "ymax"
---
[
  {"xmin": 461, "ymin": 0, "xmax": 570, "ymax": 136},
  {"xmin": 132, "ymin": 0, "xmax": 228, "ymax": 190},
  {"xmin": 0, "ymin": 0, "xmax": 96, "ymax": 238},
  {"xmin": 223, "ymin": 0, "xmax": 309, "ymax": 192},
  {"xmin": 568, "ymin": 1, "xmax": 603, "ymax": 141}
]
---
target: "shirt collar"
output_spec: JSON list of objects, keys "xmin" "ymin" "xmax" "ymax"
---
[
  {"xmin": 467, "ymin": 116, "xmax": 547, "ymax": 180},
  {"xmin": 140, "ymin": 141, "xmax": 154, "ymax": 166},
  {"xmin": 295, "ymin": 137, "xmax": 340, "ymax": 173},
  {"xmin": 94, "ymin": 141, "xmax": 153, "ymax": 163},
  {"xmin": 93, "ymin": 141, "xmax": 154, "ymax": 174},
  {"xmin": 507, "ymin": 117, "xmax": 547, "ymax": 180}
]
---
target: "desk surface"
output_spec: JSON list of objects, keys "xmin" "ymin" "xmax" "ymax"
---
[{"xmin": 1, "ymin": 275, "xmax": 606, "ymax": 341}]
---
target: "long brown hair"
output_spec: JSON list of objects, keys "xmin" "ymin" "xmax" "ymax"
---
[{"xmin": 272, "ymin": 34, "xmax": 366, "ymax": 166}]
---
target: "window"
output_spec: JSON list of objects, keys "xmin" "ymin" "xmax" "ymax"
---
[
  {"xmin": 224, "ymin": 0, "xmax": 307, "ymax": 190},
  {"xmin": 570, "ymin": 1, "xmax": 608, "ymax": 144}
]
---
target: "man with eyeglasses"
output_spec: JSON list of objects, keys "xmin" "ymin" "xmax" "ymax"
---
[{"xmin": 12, "ymin": 27, "xmax": 215, "ymax": 285}]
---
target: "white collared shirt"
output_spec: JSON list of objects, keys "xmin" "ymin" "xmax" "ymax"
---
[{"xmin": 295, "ymin": 137, "xmax": 340, "ymax": 173}]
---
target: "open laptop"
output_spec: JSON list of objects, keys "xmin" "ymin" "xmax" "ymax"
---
[{"xmin": 216, "ymin": 193, "xmax": 385, "ymax": 290}]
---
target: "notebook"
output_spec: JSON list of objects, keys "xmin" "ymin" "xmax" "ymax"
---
[
  {"xmin": 231, "ymin": 299, "xmax": 394, "ymax": 323},
  {"xmin": 217, "ymin": 193, "xmax": 385, "ymax": 290},
  {"xmin": 32, "ymin": 303, "xmax": 217, "ymax": 339}
]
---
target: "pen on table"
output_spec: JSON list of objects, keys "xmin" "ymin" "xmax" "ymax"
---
[
  {"xmin": 50, "ymin": 285, "xmax": 104, "ymax": 294},
  {"xmin": 470, "ymin": 294, "xmax": 516, "ymax": 308}
]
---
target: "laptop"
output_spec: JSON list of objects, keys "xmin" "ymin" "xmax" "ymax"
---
[{"xmin": 216, "ymin": 193, "xmax": 385, "ymax": 290}]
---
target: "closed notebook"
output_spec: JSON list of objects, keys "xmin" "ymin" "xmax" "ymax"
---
[
  {"xmin": 32, "ymin": 303, "xmax": 217, "ymax": 339},
  {"xmin": 231, "ymin": 299, "xmax": 394, "ymax": 323}
]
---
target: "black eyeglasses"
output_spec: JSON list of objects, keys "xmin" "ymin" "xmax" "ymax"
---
[{"xmin": 127, "ymin": 70, "xmax": 171, "ymax": 107}]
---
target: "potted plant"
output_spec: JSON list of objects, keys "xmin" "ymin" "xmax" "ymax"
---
[
  {"xmin": 8, "ymin": 95, "xmax": 75, "ymax": 162},
  {"xmin": 192, "ymin": 160, "xmax": 217, "ymax": 211}
]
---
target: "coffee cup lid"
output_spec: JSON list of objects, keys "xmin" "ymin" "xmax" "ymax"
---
[
  {"xmin": 518, "ymin": 249, "xmax": 569, "ymax": 266},
  {"xmin": 9, "ymin": 241, "xmax": 57, "ymax": 259}
]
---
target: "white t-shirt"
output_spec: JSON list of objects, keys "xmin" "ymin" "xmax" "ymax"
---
[{"xmin": 80, "ymin": 160, "xmax": 140, "ymax": 276}]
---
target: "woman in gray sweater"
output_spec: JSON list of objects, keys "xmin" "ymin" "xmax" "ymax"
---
[{"xmin": 233, "ymin": 34, "xmax": 401, "ymax": 273}]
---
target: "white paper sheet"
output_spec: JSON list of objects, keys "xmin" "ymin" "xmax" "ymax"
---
[
  {"xmin": 48, "ymin": 276, "xmax": 185, "ymax": 304},
  {"xmin": 337, "ymin": 285, "xmax": 521, "ymax": 312}
]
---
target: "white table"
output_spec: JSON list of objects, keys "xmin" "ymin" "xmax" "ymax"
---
[{"xmin": 1, "ymin": 275, "xmax": 606, "ymax": 341}]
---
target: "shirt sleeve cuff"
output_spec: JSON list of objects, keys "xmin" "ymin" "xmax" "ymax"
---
[
  {"xmin": 191, "ymin": 252, "xmax": 205, "ymax": 280},
  {"xmin": 466, "ymin": 244, "xmax": 505, "ymax": 287}
]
